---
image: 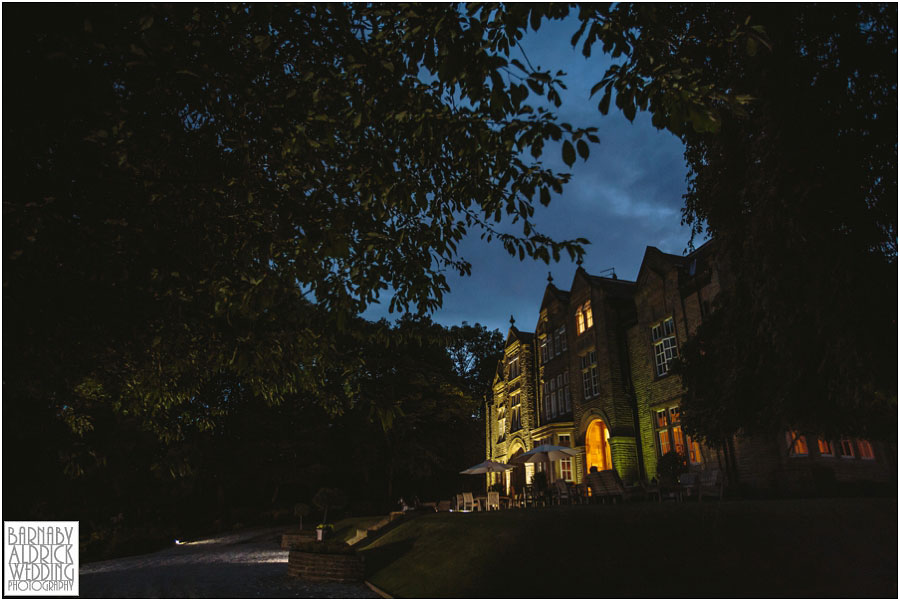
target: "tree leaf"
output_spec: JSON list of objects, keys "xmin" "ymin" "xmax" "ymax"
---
[{"xmin": 562, "ymin": 140, "xmax": 576, "ymax": 167}]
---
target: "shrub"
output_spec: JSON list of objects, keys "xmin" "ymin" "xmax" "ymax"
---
[{"xmin": 657, "ymin": 451, "xmax": 688, "ymax": 484}]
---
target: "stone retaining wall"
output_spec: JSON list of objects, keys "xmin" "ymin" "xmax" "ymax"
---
[
  {"xmin": 287, "ymin": 550, "xmax": 365, "ymax": 582},
  {"xmin": 281, "ymin": 532, "xmax": 316, "ymax": 549}
]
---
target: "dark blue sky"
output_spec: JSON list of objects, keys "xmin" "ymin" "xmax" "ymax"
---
[{"xmin": 365, "ymin": 16, "xmax": 699, "ymax": 335}]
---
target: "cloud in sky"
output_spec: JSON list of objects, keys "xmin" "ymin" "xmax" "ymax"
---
[{"xmin": 363, "ymin": 12, "xmax": 698, "ymax": 335}]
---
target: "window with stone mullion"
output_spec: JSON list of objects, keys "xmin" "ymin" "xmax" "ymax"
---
[
  {"xmin": 580, "ymin": 351, "xmax": 599, "ymax": 399},
  {"xmin": 652, "ymin": 317, "xmax": 678, "ymax": 376}
]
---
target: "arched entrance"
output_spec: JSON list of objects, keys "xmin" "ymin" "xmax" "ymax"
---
[
  {"xmin": 585, "ymin": 419, "xmax": 612, "ymax": 472},
  {"xmin": 508, "ymin": 448, "xmax": 527, "ymax": 495}
]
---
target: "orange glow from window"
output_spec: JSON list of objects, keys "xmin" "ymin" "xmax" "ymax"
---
[
  {"xmin": 857, "ymin": 439, "xmax": 875, "ymax": 460},
  {"xmin": 672, "ymin": 425, "xmax": 685, "ymax": 455},
  {"xmin": 658, "ymin": 429, "xmax": 671, "ymax": 455},
  {"xmin": 817, "ymin": 438, "xmax": 833, "ymax": 456},
  {"xmin": 687, "ymin": 435, "xmax": 702, "ymax": 464},
  {"xmin": 786, "ymin": 431, "xmax": 808, "ymax": 456}
]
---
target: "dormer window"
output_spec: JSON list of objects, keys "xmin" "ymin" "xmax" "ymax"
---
[{"xmin": 576, "ymin": 301, "xmax": 593, "ymax": 335}]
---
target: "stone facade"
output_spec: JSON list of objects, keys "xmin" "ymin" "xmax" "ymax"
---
[{"xmin": 484, "ymin": 241, "xmax": 894, "ymax": 494}]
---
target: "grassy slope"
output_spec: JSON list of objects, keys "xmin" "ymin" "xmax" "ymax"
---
[
  {"xmin": 360, "ymin": 498, "xmax": 897, "ymax": 598},
  {"xmin": 332, "ymin": 516, "xmax": 386, "ymax": 543}
]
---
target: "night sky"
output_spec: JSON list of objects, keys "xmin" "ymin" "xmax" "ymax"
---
[{"xmin": 365, "ymin": 16, "xmax": 700, "ymax": 335}]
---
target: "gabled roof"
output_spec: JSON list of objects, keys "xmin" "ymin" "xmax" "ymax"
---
[
  {"xmin": 636, "ymin": 240, "xmax": 716, "ymax": 286},
  {"xmin": 636, "ymin": 245, "xmax": 686, "ymax": 285},
  {"xmin": 586, "ymin": 273, "xmax": 636, "ymax": 300},
  {"xmin": 539, "ymin": 281, "xmax": 570, "ymax": 311},
  {"xmin": 504, "ymin": 325, "xmax": 534, "ymax": 348},
  {"xmin": 569, "ymin": 266, "xmax": 636, "ymax": 300}
]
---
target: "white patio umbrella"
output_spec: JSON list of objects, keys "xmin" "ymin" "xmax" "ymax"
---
[
  {"xmin": 460, "ymin": 460, "xmax": 515, "ymax": 500},
  {"xmin": 460, "ymin": 460, "xmax": 516, "ymax": 474},
  {"xmin": 509, "ymin": 444, "xmax": 579, "ymax": 464}
]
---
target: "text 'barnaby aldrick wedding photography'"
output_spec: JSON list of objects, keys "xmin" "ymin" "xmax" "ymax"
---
[{"xmin": 4, "ymin": 522, "xmax": 79, "ymax": 596}]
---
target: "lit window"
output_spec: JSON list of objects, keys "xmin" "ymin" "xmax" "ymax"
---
[
  {"xmin": 687, "ymin": 435, "xmax": 703, "ymax": 465},
  {"xmin": 817, "ymin": 438, "xmax": 834, "ymax": 457},
  {"xmin": 672, "ymin": 425, "xmax": 685, "ymax": 455},
  {"xmin": 786, "ymin": 431, "xmax": 809, "ymax": 457},
  {"xmin": 655, "ymin": 406, "xmax": 688, "ymax": 458},
  {"xmin": 658, "ymin": 429, "xmax": 671, "ymax": 455},
  {"xmin": 857, "ymin": 439, "xmax": 875, "ymax": 460},
  {"xmin": 559, "ymin": 435, "xmax": 572, "ymax": 481},
  {"xmin": 839, "ymin": 438, "xmax": 855, "ymax": 458},
  {"xmin": 651, "ymin": 317, "xmax": 678, "ymax": 376},
  {"xmin": 576, "ymin": 301, "xmax": 593, "ymax": 334}
]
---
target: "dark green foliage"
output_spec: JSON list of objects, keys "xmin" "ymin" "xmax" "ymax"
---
[
  {"xmin": 4, "ymin": 4, "xmax": 591, "ymax": 457},
  {"xmin": 665, "ymin": 5, "xmax": 897, "ymax": 444},
  {"xmin": 656, "ymin": 451, "xmax": 687, "ymax": 482}
]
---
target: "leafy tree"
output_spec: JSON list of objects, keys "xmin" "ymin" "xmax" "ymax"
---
[
  {"xmin": 4, "ymin": 4, "xmax": 593, "ymax": 451},
  {"xmin": 447, "ymin": 322, "xmax": 504, "ymax": 415}
]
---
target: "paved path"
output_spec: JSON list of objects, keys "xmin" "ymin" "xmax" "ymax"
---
[{"xmin": 80, "ymin": 526, "xmax": 380, "ymax": 598}]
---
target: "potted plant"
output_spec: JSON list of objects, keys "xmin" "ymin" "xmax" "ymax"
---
[{"xmin": 315, "ymin": 523, "xmax": 334, "ymax": 542}]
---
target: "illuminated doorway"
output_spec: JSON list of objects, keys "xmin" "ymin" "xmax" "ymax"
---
[
  {"xmin": 508, "ymin": 448, "xmax": 526, "ymax": 495},
  {"xmin": 585, "ymin": 419, "xmax": 612, "ymax": 472}
]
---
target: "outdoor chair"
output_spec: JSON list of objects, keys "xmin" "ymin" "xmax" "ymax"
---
[
  {"xmin": 553, "ymin": 479, "xmax": 572, "ymax": 505},
  {"xmin": 698, "ymin": 469, "xmax": 724, "ymax": 501},
  {"xmin": 586, "ymin": 470, "xmax": 618, "ymax": 502},
  {"xmin": 461, "ymin": 491, "xmax": 477, "ymax": 511},
  {"xmin": 486, "ymin": 491, "xmax": 500, "ymax": 510},
  {"xmin": 656, "ymin": 473, "xmax": 681, "ymax": 502},
  {"xmin": 523, "ymin": 484, "xmax": 537, "ymax": 508},
  {"xmin": 574, "ymin": 482, "xmax": 589, "ymax": 504}
]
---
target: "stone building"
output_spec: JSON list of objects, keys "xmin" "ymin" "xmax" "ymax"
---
[{"xmin": 484, "ymin": 241, "xmax": 893, "ymax": 495}]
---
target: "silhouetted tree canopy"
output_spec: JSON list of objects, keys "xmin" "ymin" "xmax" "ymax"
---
[{"xmin": 4, "ymin": 4, "xmax": 593, "ymax": 445}]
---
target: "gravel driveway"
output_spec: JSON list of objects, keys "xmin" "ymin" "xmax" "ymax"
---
[{"xmin": 80, "ymin": 526, "xmax": 380, "ymax": 598}]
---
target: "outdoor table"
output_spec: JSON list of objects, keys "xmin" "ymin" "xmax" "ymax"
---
[
  {"xmin": 499, "ymin": 496, "xmax": 511, "ymax": 509},
  {"xmin": 474, "ymin": 495, "xmax": 487, "ymax": 511}
]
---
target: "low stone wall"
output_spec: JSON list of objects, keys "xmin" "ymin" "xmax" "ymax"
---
[
  {"xmin": 281, "ymin": 531, "xmax": 316, "ymax": 550},
  {"xmin": 287, "ymin": 550, "xmax": 365, "ymax": 582}
]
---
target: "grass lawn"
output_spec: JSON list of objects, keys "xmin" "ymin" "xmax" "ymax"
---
[{"xmin": 359, "ymin": 497, "xmax": 897, "ymax": 598}]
